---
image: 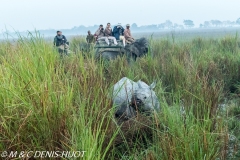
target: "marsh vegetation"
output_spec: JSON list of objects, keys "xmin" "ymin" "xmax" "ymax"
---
[{"xmin": 0, "ymin": 32, "xmax": 239, "ymax": 159}]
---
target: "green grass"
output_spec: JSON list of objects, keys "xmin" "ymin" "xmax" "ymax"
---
[{"xmin": 0, "ymin": 32, "xmax": 239, "ymax": 159}]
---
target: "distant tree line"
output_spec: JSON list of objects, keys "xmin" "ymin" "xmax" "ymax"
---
[
  {"xmin": 65, "ymin": 17, "xmax": 240, "ymax": 34},
  {"xmin": 200, "ymin": 18, "xmax": 240, "ymax": 28},
  {"xmin": 12, "ymin": 18, "xmax": 240, "ymax": 37}
]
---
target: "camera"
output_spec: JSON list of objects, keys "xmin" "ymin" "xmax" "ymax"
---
[{"xmin": 101, "ymin": 28, "xmax": 104, "ymax": 31}]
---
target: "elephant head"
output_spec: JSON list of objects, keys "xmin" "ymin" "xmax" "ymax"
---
[{"xmin": 125, "ymin": 37, "xmax": 149, "ymax": 57}]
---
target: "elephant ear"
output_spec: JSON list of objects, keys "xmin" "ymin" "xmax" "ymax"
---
[
  {"xmin": 125, "ymin": 37, "xmax": 149, "ymax": 57},
  {"xmin": 134, "ymin": 38, "xmax": 149, "ymax": 57}
]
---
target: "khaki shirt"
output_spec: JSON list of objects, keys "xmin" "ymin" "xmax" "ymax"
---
[
  {"xmin": 124, "ymin": 29, "xmax": 132, "ymax": 39},
  {"xmin": 86, "ymin": 34, "xmax": 95, "ymax": 43},
  {"xmin": 104, "ymin": 27, "xmax": 112, "ymax": 36},
  {"xmin": 95, "ymin": 28, "xmax": 105, "ymax": 38}
]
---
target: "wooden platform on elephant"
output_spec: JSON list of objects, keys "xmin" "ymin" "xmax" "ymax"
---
[{"xmin": 95, "ymin": 39, "xmax": 124, "ymax": 48}]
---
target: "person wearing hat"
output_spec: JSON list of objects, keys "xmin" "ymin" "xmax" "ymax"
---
[
  {"xmin": 124, "ymin": 24, "xmax": 135, "ymax": 44},
  {"xmin": 86, "ymin": 30, "xmax": 95, "ymax": 44},
  {"xmin": 113, "ymin": 23, "xmax": 126, "ymax": 46}
]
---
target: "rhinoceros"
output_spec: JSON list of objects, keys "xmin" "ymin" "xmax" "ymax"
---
[{"xmin": 112, "ymin": 77, "xmax": 160, "ymax": 124}]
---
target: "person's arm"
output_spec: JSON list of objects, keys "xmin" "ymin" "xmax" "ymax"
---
[
  {"xmin": 121, "ymin": 28, "xmax": 125, "ymax": 35},
  {"xmin": 104, "ymin": 28, "xmax": 110, "ymax": 36},
  {"xmin": 86, "ymin": 36, "xmax": 89, "ymax": 43},
  {"xmin": 95, "ymin": 29, "xmax": 100, "ymax": 36},
  {"xmin": 130, "ymin": 31, "xmax": 134, "ymax": 39},
  {"xmin": 100, "ymin": 30, "xmax": 105, "ymax": 36},
  {"xmin": 113, "ymin": 27, "xmax": 117, "ymax": 34},
  {"xmin": 62, "ymin": 35, "xmax": 67, "ymax": 43},
  {"xmin": 103, "ymin": 29, "xmax": 107, "ymax": 36}
]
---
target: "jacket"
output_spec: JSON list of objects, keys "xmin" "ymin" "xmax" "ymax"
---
[
  {"xmin": 95, "ymin": 28, "xmax": 105, "ymax": 38},
  {"xmin": 124, "ymin": 28, "xmax": 133, "ymax": 39},
  {"xmin": 54, "ymin": 35, "xmax": 67, "ymax": 46},
  {"xmin": 104, "ymin": 27, "xmax": 112, "ymax": 36},
  {"xmin": 113, "ymin": 26, "xmax": 124, "ymax": 40}
]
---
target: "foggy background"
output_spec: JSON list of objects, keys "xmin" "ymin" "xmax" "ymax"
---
[{"xmin": 0, "ymin": 0, "xmax": 240, "ymax": 38}]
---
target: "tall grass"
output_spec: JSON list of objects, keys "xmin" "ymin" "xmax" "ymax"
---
[{"xmin": 0, "ymin": 32, "xmax": 239, "ymax": 159}]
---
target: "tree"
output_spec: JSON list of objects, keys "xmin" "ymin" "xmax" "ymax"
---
[
  {"xmin": 210, "ymin": 20, "xmax": 222, "ymax": 27},
  {"xmin": 183, "ymin": 20, "xmax": 194, "ymax": 28},
  {"xmin": 131, "ymin": 23, "xmax": 138, "ymax": 29},
  {"xmin": 236, "ymin": 18, "xmax": 240, "ymax": 25},
  {"xmin": 158, "ymin": 23, "xmax": 165, "ymax": 29},
  {"xmin": 173, "ymin": 23, "xmax": 178, "ymax": 29},
  {"xmin": 164, "ymin": 20, "xmax": 173, "ymax": 29},
  {"xmin": 204, "ymin": 21, "xmax": 210, "ymax": 28}
]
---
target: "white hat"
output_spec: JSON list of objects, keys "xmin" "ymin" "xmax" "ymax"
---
[{"xmin": 126, "ymin": 24, "xmax": 130, "ymax": 27}]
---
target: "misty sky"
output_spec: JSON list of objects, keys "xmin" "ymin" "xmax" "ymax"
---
[{"xmin": 0, "ymin": 0, "xmax": 239, "ymax": 31}]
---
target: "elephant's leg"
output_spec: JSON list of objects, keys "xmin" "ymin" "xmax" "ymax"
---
[
  {"xmin": 126, "ymin": 52, "xmax": 137, "ymax": 64},
  {"xmin": 100, "ymin": 52, "xmax": 121, "ymax": 75},
  {"xmin": 100, "ymin": 52, "xmax": 113, "ymax": 69}
]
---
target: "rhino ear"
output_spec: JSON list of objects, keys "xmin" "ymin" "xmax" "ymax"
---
[
  {"xmin": 138, "ymin": 81, "xmax": 143, "ymax": 89},
  {"xmin": 150, "ymin": 81, "xmax": 156, "ymax": 90}
]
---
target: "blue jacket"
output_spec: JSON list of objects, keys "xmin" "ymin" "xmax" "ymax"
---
[{"xmin": 113, "ymin": 26, "xmax": 124, "ymax": 40}]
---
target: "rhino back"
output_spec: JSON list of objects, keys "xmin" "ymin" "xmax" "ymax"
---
[{"xmin": 113, "ymin": 77, "xmax": 138, "ymax": 106}]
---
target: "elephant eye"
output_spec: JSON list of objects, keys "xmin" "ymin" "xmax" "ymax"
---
[{"xmin": 144, "ymin": 96, "xmax": 147, "ymax": 99}]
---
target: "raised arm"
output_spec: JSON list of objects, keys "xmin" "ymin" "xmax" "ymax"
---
[
  {"xmin": 95, "ymin": 29, "xmax": 100, "ymax": 36},
  {"xmin": 104, "ymin": 28, "xmax": 111, "ymax": 36}
]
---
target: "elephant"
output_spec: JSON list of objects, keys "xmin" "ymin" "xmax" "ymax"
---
[
  {"xmin": 94, "ymin": 37, "xmax": 149, "ymax": 63},
  {"xmin": 112, "ymin": 77, "xmax": 160, "ymax": 124}
]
